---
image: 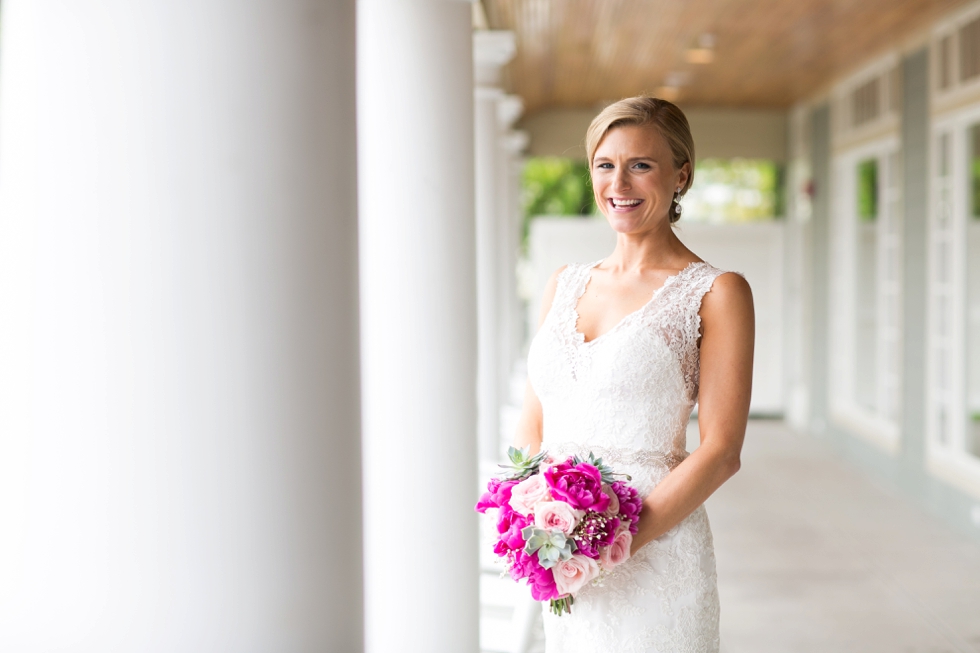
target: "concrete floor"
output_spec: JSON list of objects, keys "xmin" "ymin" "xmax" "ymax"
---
[
  {"xmin": 710, "ymin": 419, "xmax": 980, "ymax": 653},
  {"xmin": 480, "ymin": 419, "xmax": 980, "ymax": 652}
]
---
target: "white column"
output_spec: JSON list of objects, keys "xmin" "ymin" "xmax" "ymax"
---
[
  {"xmin": 496, "ymin": 97, "xmax": 529, "ymax": 412},
  {"xmin": 0, "ymin": 2, "xmax": 362, "ymax": 651},
  {"xmin": 474, "ymin": 31, "xmax": 517, "ymax": 462},
  {"xmin": 358, "ymin": 2, "xmax": 479, "ymax": 653}
]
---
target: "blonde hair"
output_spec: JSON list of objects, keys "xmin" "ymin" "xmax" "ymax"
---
[{"xmin": 585, "ymin": 96, "xmax": 695, "ymax": 223}]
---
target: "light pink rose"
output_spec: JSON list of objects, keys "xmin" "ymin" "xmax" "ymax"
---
[
  {"xmin": 533, "ymin": 500, "xmax": 584, "ymax": 534},
  {"xmin": 510, "ymin": 474, "xmax": 550, "ymax": 516},
  {"xmin": 553, "ymin": 554, "xmax": 599, "ymax": 596},
  {"xmin": 599, "ymin": 529, "xmax": 632, "ymax": 570},
  {"xmin": 601, "ymin": 485, "xmax": 620, "ymax": 518}
]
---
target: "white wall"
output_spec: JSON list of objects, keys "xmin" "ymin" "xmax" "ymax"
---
[{"xmin": 524, "ymin": 218, "xmax": 785, "ymax": 414}]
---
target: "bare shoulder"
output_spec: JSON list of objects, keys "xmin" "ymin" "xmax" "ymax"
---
[
  {"xmin": 700, "ymin": 271, "xmax": 754, "ymax": 325},
  {"xmin": 537, "ymin": 264, "xmax": 570, "ymax": 326}
]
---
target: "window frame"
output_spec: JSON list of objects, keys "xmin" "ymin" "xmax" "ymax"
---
[
  {"xmin": 927, "ymin": 108, "xmax": 980, "ymax": 499},
  {"xmin": 828, "ymin": 136, "xmax": 903, "ymax": 454}
]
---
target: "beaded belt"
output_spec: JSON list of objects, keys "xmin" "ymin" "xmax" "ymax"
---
[{"xmin": 542, "ymin": 442, "xmax": 687, "ymax": 472}]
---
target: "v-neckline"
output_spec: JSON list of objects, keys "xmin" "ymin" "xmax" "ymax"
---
[{"xmin": 571, "ymin": 259, "xmax": 704, "ymax": 346}]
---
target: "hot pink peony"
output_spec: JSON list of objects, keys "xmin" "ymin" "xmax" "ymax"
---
[
  {"xmin": 533, "ymin": 500, "xmax": 584, "ymax": 535},
  {"xmin": 598, "ymin": 528, "xmax": 632, "ymax": 569},
  {"xmin": 611, "ymin": 481, "xmax": 643, "ymax": 534},
  {"xmin": 476, "ymin": 478, "xmax": 518, "ymax": 513},
  {"xmin": 552, "ymin": 554, "xmax": 599, "ymax": 596},
  {"xmin": 493, "ymin": 508, "xmax": 531, "ymax": 556},
  {"xmin": 528, "ymin": 563, "xmax": 559, "ymax": 601},
  {"xmin": 510, "ymin": 473, "xmax": 551, "ymax": 516},
  {"xmin": 544, "ymin": 460, "xmax": 610, "ymax": 512}
]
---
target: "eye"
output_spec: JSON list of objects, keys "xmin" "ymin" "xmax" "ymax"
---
[
  {"xmin": 595, "ymin": 162, "xmax": 613, "ymax": 170},
  {"xmin": 632, "ymin": 162, "xmax": 651, "ymax": 170}
]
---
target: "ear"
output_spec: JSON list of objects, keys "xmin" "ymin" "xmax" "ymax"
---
[{"xmin": 676, "ymin": 161, "xmax": 692, "ymax": 192}]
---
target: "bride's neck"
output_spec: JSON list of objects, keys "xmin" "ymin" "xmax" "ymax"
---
[{"xmin": 605, "ymin": 224, "xmax": 691, "ymax": 272}]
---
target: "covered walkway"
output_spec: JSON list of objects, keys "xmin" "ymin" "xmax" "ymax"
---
[{"xmin": 481, "ymin": 419, "xmax": 980, "ymax": 652}]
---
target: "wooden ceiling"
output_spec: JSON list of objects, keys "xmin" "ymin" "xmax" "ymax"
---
[{"xmin": 483, "ymin": 0, "xmax": 975, "ymax": 113}]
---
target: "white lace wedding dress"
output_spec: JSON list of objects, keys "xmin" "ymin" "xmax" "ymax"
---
[{"xmin": 526, "ymin": 259, "xmax": 731, "ymax": 653}]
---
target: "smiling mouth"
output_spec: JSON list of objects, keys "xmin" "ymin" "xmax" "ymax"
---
[{"xmin": 609, "ymin": 198, "xmax": 644, "ymax": 209}]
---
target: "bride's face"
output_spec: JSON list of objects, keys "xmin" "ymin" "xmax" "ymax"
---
[{"xmin": 591, "ymin": 124, "xmax": 690, "ymax": 235}]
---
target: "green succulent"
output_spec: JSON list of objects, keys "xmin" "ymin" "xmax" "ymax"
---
[
  {"xmin": 521, "ymin": 525, "xmax": 576, "ymax": 569},
  {"xmin": 498, "ymin": 445, "xmax": 550, "ymax": 481}
]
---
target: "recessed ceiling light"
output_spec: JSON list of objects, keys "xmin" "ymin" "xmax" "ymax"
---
[
  {"xmin": 686, "ymin": 33, "xmax": 715, "ymax": 64},
  {"xmin": 686, "ymin": 48, "xmax": 714, "ymax": 64}
]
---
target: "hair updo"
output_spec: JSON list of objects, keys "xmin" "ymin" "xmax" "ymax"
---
[{"xmin": 585, "ymin": 96, "xmax": 695, "ymax": 223}]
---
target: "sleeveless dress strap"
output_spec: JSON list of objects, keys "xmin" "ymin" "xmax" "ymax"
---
[
  {"xmin": 686, "ymin": 264, "xmax": 740, "ymax": 336},
  {"xmin": 652, "ymin": 262, "xmax": 741, "ymax": 403},
  {"xmin": 548, "ymin": 261, "xmax": 600, "ymax": 322},
  {"xmin": 541, "ymin": 261, "xmax": 602, "ymax": 362}
]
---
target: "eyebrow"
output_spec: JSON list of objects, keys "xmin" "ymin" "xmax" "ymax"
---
[{"xmin": 593, "ymin": 156, "xmax": 655, "ymax": 163}]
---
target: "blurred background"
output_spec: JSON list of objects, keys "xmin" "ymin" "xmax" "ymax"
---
[{"xmin": 0, "ymin": 0, "xmax": 979, "ymax": 652}]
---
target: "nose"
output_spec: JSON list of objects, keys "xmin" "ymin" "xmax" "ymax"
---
[{"xmin": 612, "ymin": 167, "xmax": 630, "ymax": 192}]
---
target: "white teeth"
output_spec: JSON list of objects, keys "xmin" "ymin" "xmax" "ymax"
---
[{"xmin": 612, "ymin": 198, "xmax": 641, "ymax": 207}]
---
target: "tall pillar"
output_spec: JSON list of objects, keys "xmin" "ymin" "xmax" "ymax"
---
[
  {"xmin": 809, "ymin": 104, "xmax": 832, "ymax": 434},
  {"xmin": 900, "ymin": 49, "xmax": 930, "ymax": 468},
  {"xmin": 474, "ymin": 30, "xmax": 517, "ymax": 462},
  {"xmin": 0, "ymin": 2, "xmax": 363, "ymax": 651},
  {"xmin": 358, "ymin": 2, "xmax": 479, "ymax": 652},
  {"xmin": 496, "ymin": 97, "xmax": 529, "ymax": 411}
]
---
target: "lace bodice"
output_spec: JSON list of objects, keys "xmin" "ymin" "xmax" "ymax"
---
[
  {"xmin": 527, "ymin": 259, "xmax": 732, "ymax": 653},
  {"xmin": 527, "ymin": 259, "xmax": 729, "ymax": 496}
]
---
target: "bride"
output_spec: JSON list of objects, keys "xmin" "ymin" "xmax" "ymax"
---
[{"xmin": 514, "ymin": 96, "xmax": 754, "ymax": 652}]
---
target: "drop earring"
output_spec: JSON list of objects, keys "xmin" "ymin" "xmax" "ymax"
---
[{"xmin": 673, "ymin": 189, "xmax": 683, "ymax": 216}]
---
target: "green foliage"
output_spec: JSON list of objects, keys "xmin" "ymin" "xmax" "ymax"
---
[
  {"xmin": 683, "ymin": 159, "xmax": 783, "ymax": 223},
  {"xmin": 522, "ymin": 157, "xmax": 595, "ymax": 218},
  {"xmin": 856, "ymin": 158, "xmax": 878, "ymax": 222},
  {"xmin": 521, "ymin": 157, "xmax": 595, "ymax": 248}
]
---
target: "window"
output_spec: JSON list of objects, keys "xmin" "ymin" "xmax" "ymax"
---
[
  {"xmin": 961, "ymin": 16, "xmax": 980, "ymax": 83},
  {"xmin": 836, "ymin": 61, "xmax": 899, "ymax": 137},
  {"xmin": 940, "ymin": 35, "xmax": 953, "ymax": 91},
  {"xmin": 851, "ymin": 78, "xmax": 881, "ymax": 127},
  {"xmin": 930, "ymin": 130, "xmax": 957, "ymax": 450},
  {"xmin": 830, "ymin": 139, "xmax": 902, "ymax": 452},
  {"xmin": 926, "ymin": 115, "xmax": 980, "ymax": 499},
  {"xmin": 968, "ymin": 126, "xmax": 980, "ymax": 456},
  {"xmin": 856, "ymin": 158, "xmax": 878, "ymax": 222},
  {"xmin": 854, "ymin": 158, "xmax": 878, "ymax": 411}
]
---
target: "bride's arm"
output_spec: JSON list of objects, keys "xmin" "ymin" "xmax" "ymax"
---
[
  {"xmin": 630, "ymin": 271, "xmax": 755, "ymax": 555},
  {"xmin": 513, "ymin": 265, "xmax": 567, "ymax": 455}
]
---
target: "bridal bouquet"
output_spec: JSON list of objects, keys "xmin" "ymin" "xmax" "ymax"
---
[{"xmin": 476, "ymin": 447, "xmax": 643, "ymax": 615}]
